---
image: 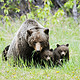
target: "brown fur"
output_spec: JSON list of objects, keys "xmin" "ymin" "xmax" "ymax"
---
[
  {"xmin": 53, "ymin": 44, "xmax": 69, "ymax": 66},
  {"xmin": 7, "ymin": 19, "xmax": 49, "ymax": 66},
  {"xmin": 2, "ymin": 45, "xmax": 10, "ymax": 61},
  {"xmin": 32, "ymin": 49, "xmax": 54, "ymax": 67},
  {"xmin": 40, "ymin": 49, "xmax": 54, "ymax": 61}
]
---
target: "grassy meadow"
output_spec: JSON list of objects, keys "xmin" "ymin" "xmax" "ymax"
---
[{"xmin": 0, "ymin": 17, "xmax": 80, "ymax": 80}]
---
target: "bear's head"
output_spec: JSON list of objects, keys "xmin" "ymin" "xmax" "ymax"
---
[
  {"xmin": 40, "ymin": 49, "xmax": 53, "ymax": 61},
  {"xmin": 26, "ymin": 28, "xmax": 49, "ymax": 52},
  {"xmin": 56, "ymin": 44, "xmax": 69, "ymax": 58}
]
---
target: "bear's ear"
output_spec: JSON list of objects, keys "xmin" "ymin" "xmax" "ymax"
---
[
  {"xmin": 27, "ymin": 30, "xmax": 33, "ymax": 36},
  {"xmin": 57, "ymin": 44, "xmax": 60, "ymax": 47},
  {"xmin": 44, "ymin": 29, "xmax": 49, "ymax": 35},
  {"xmin": 66, "ymin": 44, "xmax": 69, "ymax": 47},
  {"xmin": 50, "ymin": 49, "xmax": 53, "ymax": 51}
]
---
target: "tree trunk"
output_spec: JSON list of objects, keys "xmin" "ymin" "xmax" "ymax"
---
[{"xmin": 72, "ymin": 0, "xmax": 78, "ymax": 23}]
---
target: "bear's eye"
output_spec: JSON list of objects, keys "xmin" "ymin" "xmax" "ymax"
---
[
  {"xmin": 40, "ymin": 42, "xmax": 44, "ymax": 44},
  {"xmin": 60, "ymin": 50, "xmax": 62, "ymax": 52},
  {"xmin": 33, "ymin": 42, "xmax": 36, "ymax": 45},
  {"xmin": 59, "ymin": 50, "xmax": 62, "ymax": 52},
  {"xmin": 64, "ymin": 50, "xmax": 67, "ymax": 53},
  {"xmin": 45, "ymin": 55, "xmax": 47, "ymax": 58},
  {"xmin": 58, "ymin": 50, "xmax": 62, "ymax": 54}
]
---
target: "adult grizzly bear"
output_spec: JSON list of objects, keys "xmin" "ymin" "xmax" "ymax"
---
[{"xmin": 7, "ymin": 19, "xmax": 49, "ymax": 66}]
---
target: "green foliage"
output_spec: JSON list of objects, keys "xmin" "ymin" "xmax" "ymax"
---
[
  {"xmin": 64, "ymin": 0, "xmax": 74, "ymax": 11},
  {"xmin": 64, "ymin": 0, "xmax": 80, "ymax": 12},
  {"xmin": 0, "ymin": 0, "xmax": 4, "ymax": 2},
  {"xmin": 51, "ymin": 9, "xmax": 64, "ymax": 24},
  {"xmin": 1, "ymin": 0, "xmax": 20, "ymax": 16},
  {"xmin": 0, "ymin": 15, "xmax": 3, "ymax": 19},
  {"xmin": 27, "ymin": 12, "xmax": 35, "ymax": 19},
  {"xmin": 29, "ymin": 0, "xmax": 33, "ymax": 3},
  {"xmin": 77, "ymin": 4, "xmax": 80, "ymax": 10},
  {"xmin": 27, "ymin": 2, "xmax": 64, "ymax": 27},
  {"xmin": 20, "ymin": 15, "xmax": 27, "ymax": 21},
  {"xmin": 30, "ymin": 3, "xmax": 51, "ymax": 20},
  {"xmin": 0, "ymin": 0, "xmax": 79, "ymax": 25}
]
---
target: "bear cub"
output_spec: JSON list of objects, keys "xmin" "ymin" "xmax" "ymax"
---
[
  {"xmin": 40, "ymin": 49, "xmax": 54, "ymax": 67},
  {"xmin": 32, "ymin": 49, "xmax": 54, "ymax": 67},
  {"xmin": 40, "ymin": 49, "xmax": 53, "ymax": 61},
  {"xmin": 2, "ymin": 45, "xmax": 10, "ymax": 61},
  {"xmin": 53, "ymin": 44, "xmax": 69, "ymax": 66}
]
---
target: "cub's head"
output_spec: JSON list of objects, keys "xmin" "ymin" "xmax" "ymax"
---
[
  {"xmin": 40, "ymin": 49, "xmax": 53, "ymax": 61},
  {"xmin": 56, "ymin": 44, "xmax": 69, "ymax": 58},
  {"xmin": 26, "ymin": 28, "xmax": 49, "ymax": 52}
]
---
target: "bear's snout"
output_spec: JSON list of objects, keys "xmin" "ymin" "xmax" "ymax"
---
[
  {"xmin": 61, "ymin": 52, "xmax": 66, "ymax": 56},
  {"xmin": 46, "ymin": 56, "xmax": 50, "ymax": 61},
  {"xmin": 34, "ymin": 42, "xmax": 42, "ymax": 52}
]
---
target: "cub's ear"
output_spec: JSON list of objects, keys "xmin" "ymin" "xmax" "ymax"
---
[
  {"xmin": 27, "ymin": 30, "xmax": 33, "ymax": 36},
  {"xmin": 50, "ymin": 49, "xmax": 53, "ymax": 51},
  {"xmin": 44, "ymin": 29, "xmax": 49, "ymax": 35},
  {"xmin": 66, "ymin": 44, "xmax": 69, "ymax": 47},
  {"xmin": 57, "ymin": 44, "xmax": 60, "ymax": 47}
]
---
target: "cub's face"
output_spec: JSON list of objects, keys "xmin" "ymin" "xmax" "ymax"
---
[
  {"xmin": 27, "ymin": 29, "xmax": 49, "ymax": 52},
  {"xmin": 57, "ymin": 44, "xmax": 69, "ymax": 58},
  {"xmin": 40, "ymin": 49, "xmax": 53, "ymax": 61}
]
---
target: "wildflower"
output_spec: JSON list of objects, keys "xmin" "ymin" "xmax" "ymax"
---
[
  {"xmin": 76, "ymin": 76, "xmax": 78, "ymax": 78},
  {"xmin": 15, "ymin": 68, "xmax": 17, "ymax": 70},
  {"xmin": 13, "ymin": 73, "xmax": 16, "ymax": 75},
  {"xmin": 6, "ymin": 71, "xmax": 9, "ymax": 73},
  {"xmin": 56, "ymin": 71, "xmax": 59, "ymax": 73},
  {"xmin": 33, "ymin": 78, "xmax": 35, "ymax": 79},
  {"xmin": 47, "ymin": 75, "xmax": 49, "ymax": 77},
  {"xmin": 14, "ymin": 76, "xmax": 15, "ymax": 78},
  {"xmin": 30, "ymin": 72, "xmax": 32, "ymax": 74},
  {"xmin": 72, "ymin": 71, "xmax": 74, "ymax": 73}
]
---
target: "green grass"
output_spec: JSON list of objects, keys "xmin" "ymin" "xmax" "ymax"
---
[{"xmin": 0, "ymin": 17, "xmax": 80, "ymax": 80}]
